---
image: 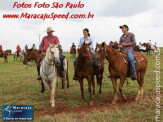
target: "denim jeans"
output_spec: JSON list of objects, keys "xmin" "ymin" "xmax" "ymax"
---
[
  {"xmin": 60, "ymin": 55, "xmax": 65, "ymax": 71},
  {"xmin": 126, "ymin": 51, "xmax": 136, "ymax": 73},
  {"xmin": 74, "ymin": 53, "xmax": 94, "ymax": 66}
]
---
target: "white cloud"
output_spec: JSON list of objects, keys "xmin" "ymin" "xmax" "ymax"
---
[{"xmin": 0, "ymin": 0, "xmax": 163, "ymax": 52}]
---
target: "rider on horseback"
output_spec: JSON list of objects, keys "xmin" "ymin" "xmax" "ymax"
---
[
  {"xmin": 73, "ymin": 28, "xmax": 101, "ymax": 80},
  {"xmin": 71, "ymin": 43, "xmax": 76, "ymax": 53},
  {"xmin": 16, "ymin": 45, "xmax": 21, "ymax": 57},
  {"xmin": 119, "ymin": 25, "xmax": 137, "ymax": 80},
  {"xmin": 37, "ymin": 27, "xmax": 65, "ymax": 80},
  {"xmin": 0, "ymin": 45, "xmax": 3, "ymax": 56}
]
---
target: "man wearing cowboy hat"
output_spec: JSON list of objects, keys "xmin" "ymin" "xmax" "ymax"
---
[
  {"xmin": 119, "ymin": 24, "xmax": 137, "ymax": 80},
  {"xmin": 37, "ymin": 27, "xmax": 65, "ymax": 80}
]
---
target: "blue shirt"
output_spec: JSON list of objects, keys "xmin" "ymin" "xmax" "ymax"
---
[{"xmin": 79, "ymin": 37, "xmax": 94, "ymax": 53}]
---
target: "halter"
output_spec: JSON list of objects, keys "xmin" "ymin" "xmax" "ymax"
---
[{"xmin": 42, "ymin": 46, "xmax": 60, "ymax": 77}]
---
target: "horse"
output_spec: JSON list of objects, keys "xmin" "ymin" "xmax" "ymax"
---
[
  {"xmin": 5, "ymin": 50, "xmax": 12, "ymax": 55},
  {"xmin": 0, "ymin": 50, "xmax": 8, "ymax": 63},
  {"xmin": 142, "ymin": 43, "xmax": 156, "ymax": 55},
  {"xmin": 40, "ymin": 44, "xmax": 67, "ymax": 108},
  {"xmin": 94, "ymin": 46, "xmax": 104, "ymax": 94},
  {"xmin": 23, "ymin": 49, "xmax": 44, "ymax": 93},
  {"xmin": 75, "ymin": 42, "xmax": 100, "ymax": 106},
  {"xmin": 23, "ymin": 49, "xmax": 69, "ymax": 94},
  {"xmin": 70, "ymin": 47, "xmax": 76, "ymax": 58},
  {"xmin": 95, "ymin": 42, "xmax": 148, "ymax": 104},
  {"xmin": 13, "ymin": 50, "xmax": 25, "ymax": 61}
]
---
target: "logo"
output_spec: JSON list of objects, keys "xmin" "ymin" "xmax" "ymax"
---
[{"xmin": 2, "ymin": 105, "xmax": 33, "ymax": 121}]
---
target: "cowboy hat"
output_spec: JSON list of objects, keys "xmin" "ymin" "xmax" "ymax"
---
[{"xmin": 46, "ymin": 27, "xmax": 55, "ymax": 32}]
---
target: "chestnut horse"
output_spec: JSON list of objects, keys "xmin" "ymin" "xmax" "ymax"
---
[
  {"xmin": 95, "ymin": 42, "xmax": 148, "ymax": 104},
  {"xmin": 23, "ymin": 49, "xmax": 44, "ymax": 92},
  {"xmin": 0, "ymin": 50, "xmax": 11, "ymax": 63},
  {"xmin": 75, "ymin": 42, "xmax": 99, "ymax": 105},
  {"xmin": 70, "ymin": 47, "xmax": 76, "ymax": 58}
]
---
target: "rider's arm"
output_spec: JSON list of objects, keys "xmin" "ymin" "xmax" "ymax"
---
[{"xmin": 122, "ymin": 34, "xmax": 136, "ymax": 46}]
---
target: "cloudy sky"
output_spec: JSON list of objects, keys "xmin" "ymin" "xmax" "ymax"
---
[{"xmin": 0, "ymin": 0, "xmax": 163, "ymax": 52}]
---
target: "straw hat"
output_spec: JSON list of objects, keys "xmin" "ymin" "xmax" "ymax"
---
[{"xmin": 46, "ymin": 27, "xmax": 55, "ymax": 32}]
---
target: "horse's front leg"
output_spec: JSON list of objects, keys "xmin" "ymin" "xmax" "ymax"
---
[
  {"xmin": 50, "ymin": 78, "xmax": 57, "ymax": 109},
  {"xmin": 88, "ymin": 76, "xmax": 93, "ymax": 106},
  {"xmin": 119, "ymin": 76, "xmax": 127, "ymax": 102},
  {"xmin": 79, "ymin": 79, "xmax": 84, "ymax": 104},
  {"xmin": 110, "ymin": 77, "xmax": 118, "ymax": 104},
  {"xmin": 63, "ymin": 77, "xmax": 68, "ymax": 97}
]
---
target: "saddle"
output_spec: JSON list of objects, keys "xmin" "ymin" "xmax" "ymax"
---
[
  {"xmin": 120, "ymin": 51, "xmax": 144, "ymax": 64},
  {"xmin": 120, "ymin": 51, "xmax": 144, "ymax": 77}
]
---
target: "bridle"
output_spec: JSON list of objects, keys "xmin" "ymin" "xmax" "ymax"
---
[
  {"xmin": 80, "ymin": 46, "xmax": 92, "ymax": 57},
  {"xmin": 42, "ymin": 46, "xmax": 60, "ymax": 77}
]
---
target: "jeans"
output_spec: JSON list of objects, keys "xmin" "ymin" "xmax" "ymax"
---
[
  {"xmin": 60, "ymin": 55, "xmax": 65, "ymax": 71},
  {"xmin": 74, "ymin": 53, "xmax": 95, "ymax": 66},
  {"xmin": 126, "ymin": 51, "xmax": 136, "ymax": 73}
]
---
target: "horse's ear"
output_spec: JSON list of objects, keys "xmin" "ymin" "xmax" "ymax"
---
[
  {"xmin": 88, "ymin": 42, "xmax": 92, "ymax": 45},
  {"xmin": 102, "ymin": 42, "xmax": 106, "ymax": 51},
  {"xmin": 83, "ymin": 41, "xmax": 85, "ymax": 46},
  {"xmin": 49, "ymin": 43, "xmax": 52, "ymax": 47}
]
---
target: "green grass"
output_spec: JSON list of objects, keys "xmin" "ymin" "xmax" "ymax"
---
[{"xmin": 0, "ymin": 49, "xmax": 163, "ymax": 122}]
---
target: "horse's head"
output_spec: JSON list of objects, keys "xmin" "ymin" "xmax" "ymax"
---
[
  {"xmin": 95, "ymin": 42, "xmax": 107, "ymax": 60},
  {"xmin": 47, "ymin": 43, "xmax": 61, "ymax": 67},
  {"xmin": 79, "ymin": 41, "xmax": 92, "ymax": 59},
  {"xmin": 23, "ymin": 49, "xmax": 33, "ymax": 64}
]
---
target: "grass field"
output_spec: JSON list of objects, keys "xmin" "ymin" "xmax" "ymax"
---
[{"xmin": 0, "ymin": 48, "xmax": 163, "ymax": 122}]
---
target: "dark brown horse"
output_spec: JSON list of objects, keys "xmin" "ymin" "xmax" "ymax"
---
[
  {"xmin": 75, "ymin": 42, "xmax": 99, "ymax": 105},
  {"xmin": 142, "ymin": 43, "xmax": 152, "ymax": 55},
  {"xmin": 94, "ymin": 46, "xmax": 104, "ymax": 94},
  {"xmin": 95, "ymin": 42, "xmax": 148, "ymax": 104},
  {"xmin": 5, "ymin": 50, "xmax": 12, "ymax": 55},
  {"xmin": 0, "ymin": 50, "xmax": 11, "ymax": 63},
  {"xmin": 23, "ymin": 49, "xmax": 44, "ymax": 92},
  {"xmin": 70, "ymin": 47, "xmax": 76, "ymax": 58}
]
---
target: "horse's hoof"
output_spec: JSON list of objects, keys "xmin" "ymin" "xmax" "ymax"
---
[
  {"xmin": 81, "ymin": 100, "xmax": 84, "ymax": 104},
  {"xmin": 90, "ymin": 102, "xmax": 93, "ymax": 106},
  {"xmin": 51, "ymin": 105, "xmax": 55, "ymax": 110},
  {"xmin": 41, "ymin": 90, "xmax": 44, "ymax": 93}
]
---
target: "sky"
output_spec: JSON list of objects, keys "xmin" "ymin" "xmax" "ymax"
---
[{"xmin": 0, "ymin": 0, "xmax": 163, "ymax": 52}]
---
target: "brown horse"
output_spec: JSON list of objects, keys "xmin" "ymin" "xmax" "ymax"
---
[
  {"xmin": 75, "ymin": 42, "xmax": 98, "ymax": 105},
  {"xmin": 5, "ymin": 50, "xmax": 12, "ymax": 55},
  {"xmin": 95, "ymin": 42, "xmax": 148, "ymax": 104},
  {"xmin": 94, "ymin": 46, "xmax": 104, "ymax": 94},
  {"xmin": 70, "ymin": 47, "xmax": 76, "ymax": 58},
  {"xmin": 23, "ymin": 49, "xmax": 44, "ymax": 92},
  {"xmin": 142, "ymin": 43, "xmax": 152, "ymax": 55},
  {"xmin": 0, "ymin": 50, "xmax": 11, "ymax": 63}
]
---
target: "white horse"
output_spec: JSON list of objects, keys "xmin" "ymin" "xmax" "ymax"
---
[
  {"xmin": 40, "ymin": 44, "xmax": 67, "ymax": 108},
  {"xmin": 13, "ymin": 50, "xmax": 25, "ymax": 61}
]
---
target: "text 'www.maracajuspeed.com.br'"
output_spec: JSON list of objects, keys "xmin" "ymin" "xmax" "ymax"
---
[{"xmin": 3, "ymin": 12, "xmax": 94, "ymax": 20}]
